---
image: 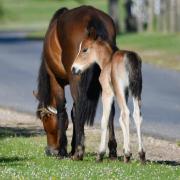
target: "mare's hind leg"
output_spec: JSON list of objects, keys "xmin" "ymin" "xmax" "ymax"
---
[
  {"xmin": 108, "ymin": 101, "xmax": 117, "ymax": 160},
  {"xmin": 133, "ymin": 97, "xmax": 145, "ymax": 163}
]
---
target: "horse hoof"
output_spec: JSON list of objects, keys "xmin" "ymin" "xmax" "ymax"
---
[
  {"xmin": 96, "ymin": 153, "xmax": 104, "ymax": 162},
  {"xmin": 71, "ymin": 146, "xmax": 84, "ymax": 161},
  {"xmin": 58, "ymin": 149, "xmax": 68, "ymax": 158},
  {"xmin": 124, "ymin": 152, "xmax": 132, "ymax": 163},
  {"xmin": 139, "ymin": 150, "xmax": 146, "ymax": 164},
  {"xmin": 45, "ymin": 146, "xmax": 59, "ymax": 157},
  {"xmin": 71, "ymin": 153, "xmax": 83, "ymax": 161},
  {"xmin": 109, "ymin": 151, "xmax": 117, "ymax": 160}
]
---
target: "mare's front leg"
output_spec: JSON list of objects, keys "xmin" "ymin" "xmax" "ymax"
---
[
  {"xmin": 70, "ymin": 103, "xmax": 76, "ymax": 156},
  {"xmin": 40, "ymin": 76, "xmax": 68, "ymax": 157}
]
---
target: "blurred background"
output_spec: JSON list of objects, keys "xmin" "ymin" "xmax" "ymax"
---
[
  {"xmin": 0, "ymin": 0, "xmax": 180, "ymax": 140},
  {"xmin": 0, "ymin": 0, "xmax": 180, "ymax": 69}
]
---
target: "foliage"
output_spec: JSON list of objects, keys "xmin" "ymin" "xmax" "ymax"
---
[{"xmin": 0, "ymin": 0, "xmax": 4, "ymax": 18}]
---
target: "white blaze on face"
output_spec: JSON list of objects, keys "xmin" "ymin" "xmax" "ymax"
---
[
  {"xmin": 71, "ymin": 41, "xmax": 83, "ymax": 72},
  {"xmin": 75, "ymin": 41, "xmax": 83, "ymax": 60}
]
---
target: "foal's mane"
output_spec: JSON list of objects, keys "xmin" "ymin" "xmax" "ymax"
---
[
  {"xmin": 87, "ymin": 16, "xmax": 117, "ymax": 52},
  {"xmin": 87, "ymin": 17, "xmax": 109, "ymax": 42}
]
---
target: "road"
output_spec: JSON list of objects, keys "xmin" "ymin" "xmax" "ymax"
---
[{"xmin": 0, "ymin": 34, "xmax": 180, "ymax": 140}]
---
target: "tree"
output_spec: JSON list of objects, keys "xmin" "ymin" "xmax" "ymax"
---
[
  {"xmin": 124, "ymin": 0, "xmax": 137, "ymax": 32},
  {"xmin": 147, "ymin": 0, "xmax": 154, "ymax": 32},
  {"xmin": 0, "ymin": 1, "xmax": 3, "ymax": 19},
  {"xmin": 108, "ymin": 0, "xmax": 120, "ymax": 34},
  {"xmin": 169, "ymin": 0, "xmax": 177, "ymax": 33}
]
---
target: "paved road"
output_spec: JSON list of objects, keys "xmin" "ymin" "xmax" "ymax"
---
[{"xmin": 0, "ymin": 34, "xmax": 180, "ymax": 140}]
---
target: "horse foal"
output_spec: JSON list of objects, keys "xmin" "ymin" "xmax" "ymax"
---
[{"xmin": 71, "ymin": 36, "xmax": 145, "ymax": 163}]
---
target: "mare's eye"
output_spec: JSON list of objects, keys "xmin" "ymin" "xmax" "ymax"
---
[{"xmin": 82, "ymin": 48, "xmax": 88, "ymax": 53}]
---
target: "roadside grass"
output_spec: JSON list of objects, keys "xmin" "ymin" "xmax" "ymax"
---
[
  {"xmin": 0, "ymin": 136, "xmax": 180, "ymax": 179},
  {"xmin": 177, "ymin": 141, "xmax": 180, "ymax": 147},
  {"xmin": 117, "ymin": 33, "xmax": 180, "ymax": 71},
  {"xmin": 0, "ymin": 0, "xmax": 125, "ymax": 31}
]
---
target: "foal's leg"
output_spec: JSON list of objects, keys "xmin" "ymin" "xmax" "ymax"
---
[
  {"xmin": 108, "ymin": 101, "xmax": 117, "ymax": 159},
  {"xmin": 133, "ymin": 97, "xmax": 145, "ymax": 163},
  {"xmin": 116, "ymin": 86, "xmax": 131, "ymax": 162},
  {"xmin": 97, "ymin": 91, "xmax": 113, "ymax": 162}
]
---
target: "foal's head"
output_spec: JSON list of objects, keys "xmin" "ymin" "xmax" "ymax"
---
[{"xmin": 71, "ymin": 29, "xmax": 112, "ymax": 75}]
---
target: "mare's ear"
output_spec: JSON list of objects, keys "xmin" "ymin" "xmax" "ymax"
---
[{"xmin": 87, "ymin": 27, "xmax": 97, "ymax": 40}]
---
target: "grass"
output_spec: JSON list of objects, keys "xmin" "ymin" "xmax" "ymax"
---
[
  {"xmin": 117, "ymin": 33, "xmax": 180, "ymax": 71},
  {"xmin": 177, "ymin": 141, "xmax": 180, "ymax": 147},
  {"xmin": 0, "ymin": 136, "xmax": 180, "ymax": 179},
  {"xmin": 0, "ymin": 0, "xmax": 125, "ymax": 31}
]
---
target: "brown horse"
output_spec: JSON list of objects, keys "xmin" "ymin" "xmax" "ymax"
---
[
  {"xmin": 71, "ymin": 31, "xmax": 146, "ymax": 163},
  {"xmin": 35, "ymin": 6, "xmax": 118, "ymax": 160}
]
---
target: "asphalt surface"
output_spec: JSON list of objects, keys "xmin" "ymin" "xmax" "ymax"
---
[{"xmin": 0, "ymin": 33, "xmax": 180, "ymax": 140}]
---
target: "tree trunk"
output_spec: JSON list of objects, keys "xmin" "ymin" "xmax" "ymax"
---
[
  {"xmin": 147, "ymin": 0, "xmax": 154, "ymax": 32},
  {"xmin": 108, "ymin": 0, "xmax": 120, "ymax": 34},
  {"xmin": 170, "ymin": 0, "xmax": 177, "ymax": 33},
  {"xmin": 177, "ymin": 0, "xmax": 180, "ymax": 31},
  {"xmin": 157, "ymin": 0, "xmax": 167, "ymax": 32}
]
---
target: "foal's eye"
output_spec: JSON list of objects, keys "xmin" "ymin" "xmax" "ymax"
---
[{"xmin": 82, "ymin": 48, "xmax": 88, "ymax": 53}]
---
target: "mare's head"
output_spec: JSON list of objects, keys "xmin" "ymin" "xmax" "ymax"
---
[{"xmin": 71, "ymin": 28, "xmax": 112, "ymax": 75}]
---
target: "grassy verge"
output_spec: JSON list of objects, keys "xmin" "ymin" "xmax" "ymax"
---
[
  {"xmin": 117, "ymin": 33, "xmax": 180, "ymax": 71},
  {"xmin": 0, "ymin": 136, "xmax": 179, "ymax": 179},
  {"xmin": 0, "ymin": 0, "xmax": 125, "ymax": 31}
]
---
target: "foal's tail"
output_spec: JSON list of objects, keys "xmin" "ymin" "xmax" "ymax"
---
[{"xmin": 126, "ymin": 52, "xmax": 142, "ymax": 100}]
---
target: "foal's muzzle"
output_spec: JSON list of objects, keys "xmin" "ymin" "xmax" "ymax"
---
[{"xmin": 71, "ymin": 66, "xmax": 82, "ymax": 75}]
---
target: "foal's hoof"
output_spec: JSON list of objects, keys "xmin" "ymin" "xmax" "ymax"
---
[
  {"xmin": 139, "ymin": 150, "xmax": 146, "ymax": 164},
  {"xmin": 71, "ymin": 146, "xmax": 84, "ymax": 161},
  {"xmin": 109, "ymin": 151, "xmax": 117, "ymax": 160},
  {"xmin": 124, "ymin": 152, "xmax": 132, "ymax": 163},
  {"xmin": 96, "ymin": 153, "xmax": 105, "ymax": 163}
]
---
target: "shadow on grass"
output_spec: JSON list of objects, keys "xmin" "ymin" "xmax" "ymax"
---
[
  {"xmin": 0, "ymin": 156, "xmax": 30, "ymax": 166},
  {"xmin": 84, "ymin": 153, "xmax": 180, "ymax": 167},
  {"xmin": 0, "ymin": 126, "xmax": 45, "ymax": 139},
  {"xmin": 148, "ymin": 160, "xmax": 180, "ymax": 167}
]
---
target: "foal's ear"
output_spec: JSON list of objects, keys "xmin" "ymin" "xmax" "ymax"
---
[{"xmin": 87, "ymin": 27, "xmax": 97, "ymax": 40}]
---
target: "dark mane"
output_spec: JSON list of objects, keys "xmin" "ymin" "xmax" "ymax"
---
[
  {"xmin": 87, "ymin": 16, "xmax": 117, "ymax": 52},
  {"xmin": 87, "ymin": 17, "xmax": 109, "ymax": 42}
]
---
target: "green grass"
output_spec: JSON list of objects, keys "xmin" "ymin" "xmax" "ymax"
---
[
  {"xmin": 117, "ymin": 33, "xmax": 180, "ymax": 71},
  {"xmin": 0, "ymin": 0, "xmax": 125, "ymax": 31},
  {"xmin": 0, "ymin": 136, "xmax": 179, "ymax": 179},
  {"xmin": 0, "ymin": 0, "xmax": 124, "ymax": 41},
  {"xmin": 177, "ymin": 141, "xmax": 180, "ymax": 147}
]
